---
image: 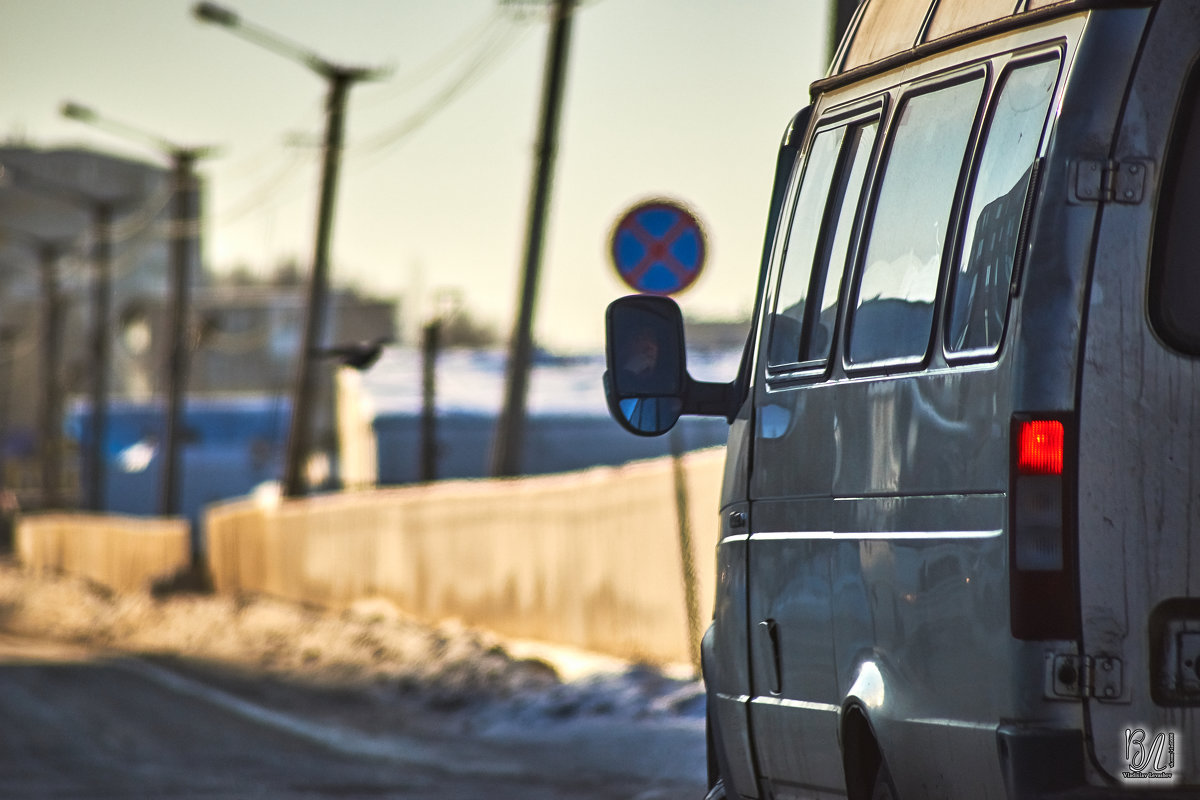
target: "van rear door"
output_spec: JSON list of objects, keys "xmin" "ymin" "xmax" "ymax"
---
[{"xmin": 1075, "ymin": 3, "xmax": 1200, "ymax": 787}]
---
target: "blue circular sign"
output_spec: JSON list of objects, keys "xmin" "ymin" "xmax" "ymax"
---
[{"xmin": 609, "ymin": 198, "xmax": 706, "ymax": 295}]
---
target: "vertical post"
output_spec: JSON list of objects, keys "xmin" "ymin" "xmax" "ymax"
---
[
  {"xmin": 87, "ymin": 204, "xmax": 113, "ymax": 512},
  {"xmin": 38, "ymin": 246, "xmax": 63, "ymax": 509},
  {"xmin": 0, "ymin": 326, "xmax": 15, "ymax": 495},
  {"xmin": 282, "ymin": 71, "xmax": 354, "ymax": 498},
  {"xmin": 669, "ymin": 426, "xmax": 702, "ymax": 676},
  {"xmin": 419, "ymin": 318, "xmax": 440, "ymax": 482},
  {"xmin": 161, "ymin": 153, "xmax": 198, "ymax": 527},
  {"xmin": 490, "ymin": 0, "xmax": 575, "ymax": 477}
]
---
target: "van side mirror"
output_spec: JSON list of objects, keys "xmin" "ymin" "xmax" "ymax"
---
[
  {"xmin": 604, "ymin": 294, "xmax": 739, "ymax": 436},
  {"xmin": 604, "ymin": 295, "xmax": 686, "ymax": 435}
]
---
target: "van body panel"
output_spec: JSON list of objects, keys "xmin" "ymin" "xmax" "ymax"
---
[
  {"xmin": 1077, "ymin": 1, "xmax": 1200, "ymax": 786},
  {"xmin": 1007, "ymin": 10, "xmax": 1149, "ymax": 417},
  {"xmin": 603, "ymin": 1, "xmax": 1200, "ymax": 796},
  {"xmin": 741, "ymin": 13, "xmax": 1092, "ymax": 798},
  {"xmin": 705, "ymin": 398, "xmax": 757, "ymax": 798}
]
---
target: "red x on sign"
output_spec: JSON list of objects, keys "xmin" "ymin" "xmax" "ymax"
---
[{"xmin": 609, "ymin": 198, "xmax": 706, "ymax": 296}]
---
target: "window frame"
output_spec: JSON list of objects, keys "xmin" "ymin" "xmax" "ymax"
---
[
  {"xmin": 762, "ymin": 100, "xmax": 886, "ymax": 385},
  {"xmin": 942, "ymin": 50, "xmax": 1063, "ymax": 364},
  {"xmin": 842, "ymin": 64, "xmax": 990, "ymax": 376},
  {"xmin": 756, "ymin": 42, "xmax": 1068, "ymax": 390}
]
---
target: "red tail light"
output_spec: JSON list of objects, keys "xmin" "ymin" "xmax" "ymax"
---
[
  {"xmin": 1018, "ymin": 420, "xmax": 1064, "ymax": 475},
  {"xmin": 1010, "ymin": 414, "xmax": 1077, "ymax": 640}
]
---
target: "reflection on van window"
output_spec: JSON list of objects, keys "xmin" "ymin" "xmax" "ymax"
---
[
  {"xmin": 768, "ymin": 128, "xmax": 845, "ymax": 366},
  {"xmin": 803, "ymin": 122, "xmax": 877, "ymax": 363},
  {"xmin": 948, "ymin": 58, "xmax": 1059, "ymax": 354},
  {"xmin": 849, "ymin": 77, "xmax": 983, "ymax": 364}
]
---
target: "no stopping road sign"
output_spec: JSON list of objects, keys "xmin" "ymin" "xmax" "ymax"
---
[{"xmin": 609, "ymin": 198, "xmax": 706, "ymax": 296}]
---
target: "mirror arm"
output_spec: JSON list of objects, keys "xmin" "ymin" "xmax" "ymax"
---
[{"xmin": 684, "ymin": 378, "xmax": 739, "ymax": 422}]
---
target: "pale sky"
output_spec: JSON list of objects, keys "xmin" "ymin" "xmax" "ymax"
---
[{"xmin": 0, "ymin": 0, "xmax": 830, "ymax": 351}]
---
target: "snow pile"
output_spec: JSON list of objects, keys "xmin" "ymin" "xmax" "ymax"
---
[{"xmin": 0, "ymin": 559, "xmax": 706, "ymax": 732}]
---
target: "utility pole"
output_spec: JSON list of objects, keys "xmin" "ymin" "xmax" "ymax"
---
[
  {"xmin": 419, "ymin": 316, "xmax": 440, "ymax": 482},
  {"xmin": 160, "ymin": 152, "xmax": 201, "ymax": 519},
  {"xmin": 0, "ymin": 222, "xmax": 79, "ymax": 511},
  {"xmin": 0, "ymin": 159, "xmax": 127, "ymax": 511},
  {"xmin": 281, "ymin": 67, "xmax": 375, "ymax": 497},
  {"xmin": 491, "ymin": 0, "xmax": 576, "ymax": 477},
  {"xmin": 87, "ymin": 203, "xmax": 114, "ymax": 512},
  {"xmin": 61, "ymin": 102, "xmax": 214, "ymax": 544},
  {"xmin": 193, "ymin": 2, "xmax": 387, "ymax": 498},
  {"xmin": 37, "ymin": 243, "xmax": 66, "ymax": 510}
]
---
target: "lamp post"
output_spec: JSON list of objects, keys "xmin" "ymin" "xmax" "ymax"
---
[
  {"xmin": 61, "ymin": 102, "xmax": 213, "ymax": 533},
  {"xmin": 0, "ymin": 159, "xmax": 137, "ymax": 512},
  {"xmin": 193, "ymin": 2, "xmax": 387, "ymax": 498},
  {"xmin": 0, "ymin": 225, "xmax": 76, "ymax": 509}
]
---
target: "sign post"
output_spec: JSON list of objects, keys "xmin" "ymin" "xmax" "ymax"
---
[{"xmin": 608, "ymin": 196, "xmax": 707, "ymax": 674}]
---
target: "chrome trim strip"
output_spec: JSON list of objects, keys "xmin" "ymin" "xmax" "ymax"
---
[
  {"xmin": 714, "ymin": 692, "xmax": 751, "ymax": 704},
  {"xmin": 907, "ymin": 717, "xmax": 998, "ymax": 732},
  {"xmin": 751, "ymin": 529, "xmax": 1003, "ymax": 541},
  {"xmin": 750, "ymin": 696, "xmax": 841, "ymax": 714}
]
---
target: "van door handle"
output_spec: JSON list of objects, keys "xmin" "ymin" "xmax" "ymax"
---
[
  {"xmin": 758, "ymin": 619, "xmax": 782, "ymax": 695},
  {"xmin": 729, "ymin": 510, "xmax": 747, "ymax": 529}
]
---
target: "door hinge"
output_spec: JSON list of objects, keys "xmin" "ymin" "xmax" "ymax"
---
[
  {"xmin": 1071, "ymin": 159, "xmax": 1149, "ymax": 204},
  {"xmin": 1046, "ymin": 653, "xmax": 1126, "ymax": 701}
]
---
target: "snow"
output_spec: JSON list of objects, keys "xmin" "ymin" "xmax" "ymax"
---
[
  {"xmin": 359, "ymin": 346, "xmax": 743, "ymax": 417},
  {"xmin": 0, "ymin": 559, "xmax": 707, "ymax": 786}
]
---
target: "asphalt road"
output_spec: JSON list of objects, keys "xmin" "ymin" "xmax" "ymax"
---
[{"xmin": 0, "ymin": 636, "xmax": 703, "ymax": 799}]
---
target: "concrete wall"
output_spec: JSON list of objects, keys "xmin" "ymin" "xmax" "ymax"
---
[
  {"xmin": 16, "ymin": 513, "xmax": 190, "ymax": 593},
  {"xmin": 207, "ymin": 448, "xmax": 725, "ymax": 666}
]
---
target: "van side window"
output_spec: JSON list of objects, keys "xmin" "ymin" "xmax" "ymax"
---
[
  {"xmin": 806, "ymin": 122, "xmax": 878, "ymax": 363},
  {"xmin": 947, "ymin": 58, "xmax": 1059, "ymax": 355},
  {"xmin": 1150, "ymin": 65, "xmax": 1200, "ymax": 354},
  {"xmin": 766, "ymin": 128, "xmax": 845, "ymax": 366},
  {"xmin": 767, "ymin": 120, "xmax": 878, "ymax": 368},
  {"xmin": 848, "ymin": 76, "xmax": 984, "ymax": 365}
]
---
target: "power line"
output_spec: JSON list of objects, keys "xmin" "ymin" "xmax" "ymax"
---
[
  {"xmin": 360, "ymin": 8, "xmax": 504, "ymax": 105},
  {"xmin": 212, "ymin": 146, "xmax": 313, "ymax": 226},
  {"xmin": 352, "ymin": 17, "xmax": 530, "ymax": 163},
  {"xmin": 202, "ymin": 11, "xmax": 534, "ymax": 257}
]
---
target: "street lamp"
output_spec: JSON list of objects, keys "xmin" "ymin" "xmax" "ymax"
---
[
  {"xmin": 0, "ymin": 224, "xmax": 77, "ymax": 510},
  {"xmin": 193, "ymin": 2, "xmax": 388, "ymax": 498},
  {"xmin": 61, "ymin": 101, "xmax": 215, "ymax": 536},
  {"xmin": 0, "ymin": 158, "xmax": 141, "ymax": 513}
]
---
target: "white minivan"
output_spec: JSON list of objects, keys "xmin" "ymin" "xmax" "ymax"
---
[{"xmin": 604, "ymin": 1, "xmax": 1200, "ymax": 797}]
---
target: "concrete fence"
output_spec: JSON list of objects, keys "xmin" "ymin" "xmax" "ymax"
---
[
  {"xmin": 11, "ymin": 449, "xmax": 727, "ymax": 666},
  {"xmin": 16, "ymin": 513, "xmax": 191, "ymax": 593},
  {"xmin": 207, "ymin": 448, "xmax": 725, "ymax": 666}
]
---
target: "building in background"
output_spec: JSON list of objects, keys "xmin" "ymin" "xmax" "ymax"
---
[
  {"xmin": 0, "ymin": 144, "xmax": 397, "ymax": 516},
  {"xmin": 0, "ymin": 145, "xmax": 169, "ymax": 505}
]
